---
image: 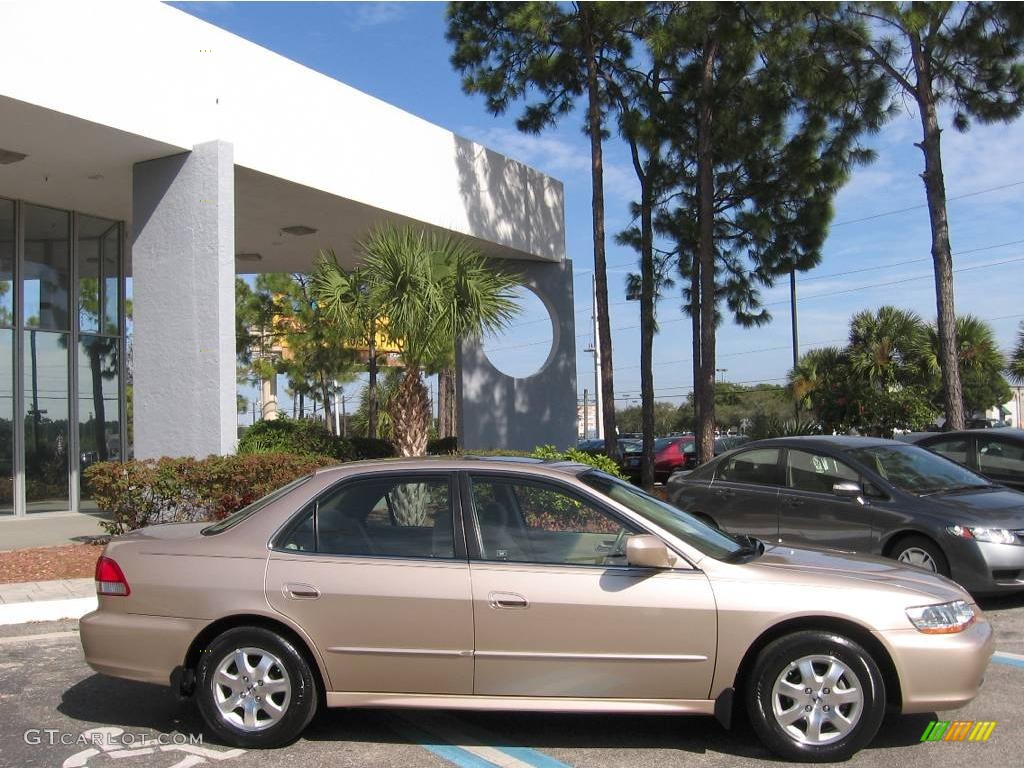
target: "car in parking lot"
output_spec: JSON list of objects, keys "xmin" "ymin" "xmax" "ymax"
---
[
  {"xmin": 667, "ymin": 436, "xmax": 1024, "ymax": 595},
  {"xmin": 902, "ymin": 428, "xmax": 1024, "ymax": 492},
  {"xmin": 81, "ymin": 457, "xmax": 993, "ymax": 762}
]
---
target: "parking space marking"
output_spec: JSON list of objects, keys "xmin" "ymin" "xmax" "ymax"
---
[
  {"xmin": 390, "ymin": 717, "xmax": 505, "ymax": 768},
  {"xmin": 0, "ymin": 630, "xmax": 78, "ymax": 645},
  {"xmin": 399, "ymin": 712, "xmax": 572, "ymax": 768},
  {"xmin": 992, "ymin": 652, "xmax": 1024, "ymax": 669}
]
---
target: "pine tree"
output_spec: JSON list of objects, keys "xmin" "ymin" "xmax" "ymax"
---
[
  {"xmin": 447, "ymin": 1, "xmax": 641, "ymax": 458},
  {"xmin": 833, "ymin": 2, "xmax": 1024, "ymax": 429}
]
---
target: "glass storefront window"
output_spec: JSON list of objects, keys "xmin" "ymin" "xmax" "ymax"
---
[
  {"xmin": 78, "ymin": 215, "xmax": 120, "ymax": 335},
  {"xmin": 78, "ymin": 334, "xmax": 120, "ymax": 503},
  {"xmin": 0, "ymin": 198, "xmax": 13, "ymax": 327},
  {"xmin": 0, "ymin": 329, "xmax": 12, "ymax": 514},
  {"xmin": 1, "ymin": 200, "xmax": 13, "ymax": 514},
  {"xmin": 24, "ymin": 330, "xmax": 69, "ymax": 512},
  {"xmin": 24, "ymin": 204, "xmax": 70, "ymax": 331}
]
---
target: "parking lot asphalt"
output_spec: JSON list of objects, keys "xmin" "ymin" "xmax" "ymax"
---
[{"xmin": 2, "ymin": 596, "xmax": 1023, "ymax": 768}]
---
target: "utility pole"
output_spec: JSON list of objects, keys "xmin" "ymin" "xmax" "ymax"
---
[
  {"xmin": 790, "ymin": 267, "xmax": 800, "ymax": 417},
  {"xmin": 583, "ymin": 389, "xmax": 589, "ymax": 439}
]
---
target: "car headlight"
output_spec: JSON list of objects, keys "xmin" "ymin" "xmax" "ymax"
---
[
  {"xmin": 906, "ymin": 600, "xmax": 976, "ymax": 634},
  {"xmin": 946, "ymin": 524, "xmax": 1017, "ymax": 544}
]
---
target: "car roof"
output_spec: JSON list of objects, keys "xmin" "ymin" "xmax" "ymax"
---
[
  {"xmin": 736, "ymin": 435, "xmax": 898, "ymax": 450},
  {"xmin": 918, "ymin": 428, "xmax": 1024, "ymax": 441},
  {"xmin": 310, "ymin": 455, "xmax": 594, "ymax": 479}
]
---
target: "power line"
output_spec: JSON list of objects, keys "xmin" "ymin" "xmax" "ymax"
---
[
  {"xmin": 490, "ymin": 250, "xmax": 1024, "ymax": 353},
  {"xmin": 830, "ymin": 180, "xmax": 1024, "ymax": 227}
]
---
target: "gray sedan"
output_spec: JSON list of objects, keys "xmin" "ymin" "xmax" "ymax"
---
[{"xmin": 667, "ymin": 436, "xmax": 1024, "ymax": 595}]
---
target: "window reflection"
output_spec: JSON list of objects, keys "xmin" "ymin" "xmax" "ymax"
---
[
  {"xmin": 24, "ymin": 205, "xmax": 70, "ymax": 331},
  {"xmin": 24, "ymin": 330, "xmax": 69, "ymax": 511},
  {"xmin": 0, "ymin": 329, "xmax": 12, "ymax": 514},
  {"xmin": 0, "ymin": 198, "xmax": 13, "ymax": 328},
  {"xmin": 79, "ymin": 335, "xmax": 120, "ymax": 501},
  {"xmin": 78, "ymin": 216, "xmax": 120, "ymax": 335}
]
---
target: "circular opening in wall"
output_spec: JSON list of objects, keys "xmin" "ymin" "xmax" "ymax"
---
[{"xmin": 481, "ymin": 287, "xmax": 554, "ymax": 380}]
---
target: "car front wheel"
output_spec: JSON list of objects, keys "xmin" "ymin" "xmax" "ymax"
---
[
  {"xmin": 746, "ymin": 630, "xmax": 886, "ymax": 762},
  {"xmin": 196, "ymin": 626, "xmax": 318, "ymax": 748}
]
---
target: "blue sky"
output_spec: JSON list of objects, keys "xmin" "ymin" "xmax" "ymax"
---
[{"xmin": 172, "ymin": 1, "xmax": 1024, "ymax": 412}]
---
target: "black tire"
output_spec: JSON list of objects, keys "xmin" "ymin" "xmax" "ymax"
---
[
  {"xmin": 746, "ymin": 630, "xmax": 886, "ymax": 762},
  {"xmin": 196, "ymin": 626, "xmax": 318, "ymax": 748},
  {"xmin": 889, "ymin": 534, "xmax": 950, "ymax": 577}
]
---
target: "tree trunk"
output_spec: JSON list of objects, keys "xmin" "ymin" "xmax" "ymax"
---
[
  {"xmin": 367, "ymin": 317, "xmax": 378, "ymax": 439},
  {"xmin": 691, "ymin": 259, "xmax": 701, "ymax": 432},
  {"xmin": 437, "ymin": 367, "xmax": 457, "ymax": 439},
  {"xmin": 90, "ymin": 345, "xmax": 108, "ymax": 461},
  {"xmin": 581, "ymin": 5, "xmax": 617, "ymax": 459},
  {"xmin": 910, "ymin": 34, "xmax": 964, "ymax": 430},
  {"xmin": 390, "ymin": 368, "xmax": 431, "ymax": 456},
  {"xmin": 626, "ymin": 132, "xmax": 657, "ymax": 491},
  {"xmin": 696, "ymin": 36, "xmax": 719, "ymax": 464}
]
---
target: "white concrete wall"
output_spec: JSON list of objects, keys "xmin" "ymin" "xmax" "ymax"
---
[{"xmin": 0, "ymin": 0, "xmax": 564, "ymax": 262}]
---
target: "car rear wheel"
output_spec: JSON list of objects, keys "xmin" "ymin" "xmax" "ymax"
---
[
  {"xmin": 891, "ymin": 535, "xmax": 950, "ymax": 577},
  {"xmin": 196, "ymin": 626, "xmax": 318, "ymax": 748},
  {"xmin": 746, "ymin": 630, "xmax": 886, "ymax": 762}
]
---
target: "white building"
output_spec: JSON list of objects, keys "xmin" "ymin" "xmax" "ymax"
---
[{"xmin": 0, "ymin": 1, "xmax": 576, "ymax": 516}]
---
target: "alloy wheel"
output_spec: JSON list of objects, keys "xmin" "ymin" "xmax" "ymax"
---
[
  {"xmin": 897, "ymin": 546, "xmax": 937, "ymax": 572},
  {"xmin": 212, "ymin": 646, "xmax": 292, "ymax": 732},
  {"xmin": 771, "ymin": 654, "xmax": 864, "ymax": 745}
]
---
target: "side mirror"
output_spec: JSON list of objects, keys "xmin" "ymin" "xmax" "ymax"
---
[
  {"xmin": 832, "ymin": 481, "xmax": 862, "ymax": 499},
  {"xmin": 626, "ymin": 534, "xmax": 676, "ymax": 569}
]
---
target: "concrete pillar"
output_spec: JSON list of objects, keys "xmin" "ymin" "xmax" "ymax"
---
[
  {"xmin": 457, "ymin": 259, "xmax": 577, "ymax": 451},
  {"xmin": 131, "ymin": 141, "xmax": 236, "ymax": 459},
  {"xmin": 261, "ymin": 375, "xmax": 279, "ymax": 420}
]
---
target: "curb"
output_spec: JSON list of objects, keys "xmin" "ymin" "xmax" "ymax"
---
[{"xmin": 0, "ymin": 596, "xmax": 97, "ymax": 626}]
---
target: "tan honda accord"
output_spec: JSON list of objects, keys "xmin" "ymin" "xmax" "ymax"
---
[{"xmin": 80, "ymin": 458, "xmax": 994, "ymax": 762}]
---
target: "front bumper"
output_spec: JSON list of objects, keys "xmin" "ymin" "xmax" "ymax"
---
[
  {"xmin": 877, "ymin": 614, "xmax": 994, "ymax": 714},
  {"xmin": 947, "ymin": 537, "xmax": 1024, "ymax": 595},
  {"xmin": 80, "ymin": 608, "xmax": 205, "ymax": 687}
]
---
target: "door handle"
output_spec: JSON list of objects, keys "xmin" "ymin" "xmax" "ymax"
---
[
  {"xmin": 716, "ymin": 489, "xmax": 735, "ymax": 499},
  {"xmin": 785, "ymin": 497, "xmax": 805, "ymax": 507},
  {"xmin": 488, "ymin": 591, "xmax": 529, "ymax": 610},
  {"xmin": 284, "ymin": 583, "xmax": 320, "ymax": 600}
]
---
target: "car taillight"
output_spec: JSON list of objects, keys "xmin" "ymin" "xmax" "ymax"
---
[{"xmin": 95, "ymin": 556, "xmax": 131, "ymax": 596}]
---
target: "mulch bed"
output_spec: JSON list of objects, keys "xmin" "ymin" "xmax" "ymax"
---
[{"xmin": 0, "ymin": 544, "xmax": 104, "ymax": 583}]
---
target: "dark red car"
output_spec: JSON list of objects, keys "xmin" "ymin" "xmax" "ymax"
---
[{"xmin": 653, "ymin": 434, "xmax": 750, "ymax": 483}]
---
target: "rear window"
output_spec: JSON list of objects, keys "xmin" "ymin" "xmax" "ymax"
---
[{"xmin": 201, "ymin": 475, "xmax": 313, "ymax": 535}]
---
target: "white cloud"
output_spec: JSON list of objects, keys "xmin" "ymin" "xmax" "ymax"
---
[{"xmin": 341, "ymin": 2, "xmax": 409, "ymax": 31}]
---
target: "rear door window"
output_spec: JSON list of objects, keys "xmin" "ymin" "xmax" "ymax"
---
[{"xmin": 716, "ymin": 448, "xmax": 782, "ymax": 487}]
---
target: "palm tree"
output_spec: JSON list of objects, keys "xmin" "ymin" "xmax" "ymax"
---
[
  {"xmin": 315, "ymin": 225, "xmax": 520, "ymax": 456},
  {"xmin": 923, "ymin": 315, "xmax": 1010, "ymax": 415},
  {"xmin": 309, "ymin": 259, "xmax": 384, "ymax": 438},
  {"xmin": 788, "ymin": 346, "xmax": 847, "ymax": 411},
  {"xmin": 1006, "ymin": 321, "xmax": 1024, "ymax": 386},
  {"xmin": 847, "ymin": 306, "xmax": 928, "ymax": 390}
]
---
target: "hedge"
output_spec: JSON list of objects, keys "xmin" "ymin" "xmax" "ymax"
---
[
  {"xmin": 238, "ymin": 418, "xmax": 396, "ymax": 461},
  {"xmin": 85, "ymin": 453, "xmax": 337, "ymax": 535},
  {"xmin": 86, "ymin": 442, "xmax": 623, "ymax": 536}
]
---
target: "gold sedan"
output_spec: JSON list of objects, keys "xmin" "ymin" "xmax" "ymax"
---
[{"xmin": 81, "ymin": 458, "xmax": 993, "ymax": 762}]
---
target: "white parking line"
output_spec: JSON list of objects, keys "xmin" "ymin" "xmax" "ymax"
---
[{"xmin": 0, "ymin": 629, "xmax": 79, "ymax": 645}]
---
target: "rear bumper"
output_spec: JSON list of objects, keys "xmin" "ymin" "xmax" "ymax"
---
[
  {"xmin": 80, "ymin": 608, "xmax": 205, "ymax": 687},
  {"xmin": 876, "ymin": 616, "xmax": 994, "ymax": 714}
]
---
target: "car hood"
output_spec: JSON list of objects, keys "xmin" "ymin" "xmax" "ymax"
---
[
  {"xmin": 924, "ymin": 487, "xmax": 1024, "ymax": 526},
  {"xmin": 746, "ymin": 543, "xmax": 968, "ymax": 603}
]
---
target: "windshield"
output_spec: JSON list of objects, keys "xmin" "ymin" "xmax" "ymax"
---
[
  {"xmin": 847, "ymin": 444, "xmax": 992, "ymax": 495},
  {"xmin": 654, "ymin": 437, "xmax": 677, "ymax": 452},
  {"xmin": 201, "ymin": 474, "xmax": 313, "ymax": 535},
  {"xmin": 580, "ymin": 470, "xmax": 746, "ymax": 560}
]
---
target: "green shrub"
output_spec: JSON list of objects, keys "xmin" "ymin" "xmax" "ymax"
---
[
  {"xmin": 530, "ymin": 444, "xmax": 625, "ymax": 478},
  {"xmin": 238, "ymin": 418, "xmax": 338, "ymax": 457},
  {"xmin": 427, "ymin": 436, "xmax": 459, "ymax": 455},
  {"xmin": 85, "ymin": 452, "xmax": 338, "ymax": 535},
  {"xmin": 238, "ymin": 418, "xmax": 396, "ymax": 461},
  {"xmin": 347, "ymin": 436, "xmax": 397, "ymax": 460}
]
